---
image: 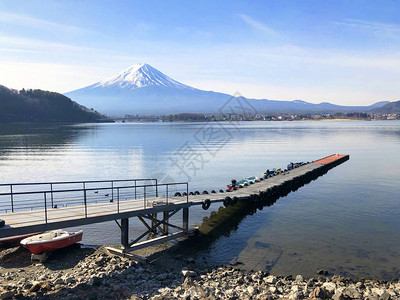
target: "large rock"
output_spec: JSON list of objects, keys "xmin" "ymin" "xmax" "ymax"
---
[
  {"xmin": 343, "ymin": 286, "xmax": 362, "ymax": 299},
  {"xmin": 311, "ymin": 286, "xmax": 327, "ymax": 299},
  {"xmin": 380, "ymin": 291, "xmax": 391, "ymax": 300},
  {"xmin": 95, "ymin": 256, "xmax": 107, "ymax": 266},
  {"xmin": 332, "ymin": 290, "xmax": 344, "ymax": 300},
  {"xmin": 322, "ymin": 282, "xmax": 337, "ymax": 293},
  {"xmin": 295, "ymin": 275, "xmax": 304, "ymax": 283},
  {"xmin": 264, "ymin": 275, "xmax": 277, "ymax": 284},
  {"xmin": 182, "ymin": 270, "xmax": 196, "ymax": 277},
  {"xmin": 247, "ymin": 286, "xmax": 256, "ymax": 296}
]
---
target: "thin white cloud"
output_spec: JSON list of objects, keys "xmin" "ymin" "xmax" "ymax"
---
[
  {"xmin": 238, "ymin": 13, "xmax": 278, "ymax": 35},
  {"xmin": 0, "ymin": 47, "xmax": 41, "ymax": 54},
  {"xmin": 282, "ymin": 43, "xmax": 396, "ymax": 71},
  {"xmin": 334, "ymin": 18, "xmax": 400, "ymax": 33},
  {"xmin": 0, "ymin": 35, "xmax": 96, "ymax": 53},
  {"xmin": 0, "ymin": 11, "xmax": 89, "ymax": 33}
]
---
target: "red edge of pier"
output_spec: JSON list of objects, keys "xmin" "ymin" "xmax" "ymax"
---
[{"xmin": 313, "ymin": 154, "xmax": 349, "ymax": 165}]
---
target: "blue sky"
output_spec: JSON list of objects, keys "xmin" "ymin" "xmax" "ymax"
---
[{"xmin": 1, "ymin": 0, "xmax": 400, "ymax": 105}]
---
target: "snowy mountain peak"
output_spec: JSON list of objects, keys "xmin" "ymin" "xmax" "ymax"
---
[
  {"xmin": 91, "ymin": 63, "xmax": 193, "ymax": 90},
  {"xmin": 292, "ymin": 100, "xmax": 309, "ymax": 104}
]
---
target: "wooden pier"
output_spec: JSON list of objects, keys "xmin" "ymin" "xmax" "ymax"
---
[{"xmin": 0, "ymin": 154, "xmax": 349, "ymax": 254}]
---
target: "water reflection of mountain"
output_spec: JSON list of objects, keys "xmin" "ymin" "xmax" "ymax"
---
[{"xmin": 0, "ymin": 123, "xmax": 93, "ymax": 159}]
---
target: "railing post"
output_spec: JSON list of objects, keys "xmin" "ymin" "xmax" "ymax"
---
[
  {"xmin": 84, "ymin": 189, "xmax": 87, "ymax": 218},
  {"xmin": 135, "ymin": 180, "xmax": 137, "ymax": 199},
  {"xmin": 186, "ymin": 183, "xmax": 189, "ymax": 203},
  {"xmin": 156, "ymin": 179, "xmax": 158, "ymax": 197},
  {"xmin": 10, "ymin": 184, "xmax": 14, "ymax": 213},
  {"xmin": 44, "ymin": 192, "xmax": 48, "ymax": 223},
  {"xmin": 50, "ymin": 183, "xmax": 54, "ymax": 208},
  {"xmin": 166, "ymin": 184, "xmax": 169, "ymax": 204},
  {"xmin": 117, "ymin": 187, "xmax": 120, "ymax": 213},
  {"xmin": 111, "ymin": 181, "xmax": 114, "ymax": 202},
  {"xmin": 143, "ymin": 186, "xmax": 146, "ymax": 209}
]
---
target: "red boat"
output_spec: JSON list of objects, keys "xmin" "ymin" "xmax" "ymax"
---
[
  {"xmin": 0, "ymin": 232, "xmax": 42, "ymax": 248},
  {"xmin": 20, "ymin": 230, "xmax": 83, "ymax": 254}
]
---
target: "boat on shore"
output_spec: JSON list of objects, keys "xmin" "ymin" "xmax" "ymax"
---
[
  {"xmin": 0, "ymin": 232, "xmax": 42, "ymax": 248},
  {"xmin": 20, "ymin": 230, "xmax": 83, "ymax": 254}
]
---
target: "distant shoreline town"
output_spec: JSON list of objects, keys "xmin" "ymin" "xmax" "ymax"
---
[{"xmin": 116, "ymin": 112, "xmax": 400, "ymax": 123}]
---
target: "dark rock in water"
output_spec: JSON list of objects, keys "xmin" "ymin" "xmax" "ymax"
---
[
  {"xmin": 317, "ymin": 269, "xmax": 329, "ymax": 275},
  {"xmin": 155, "ymin": 273, "xmax": 168, "ymax": 281},
  {"xmin": 230, "ymin": 261, "xmax": 244, "ymax": 266},
  {"xmin": 186, "ymin": 257, "xmax": 195, "ymax": 264},
  {"xmin": 88, "ymin": 276, "xmax": 102, "ymax": 286},
  {"xmin": 284, "ymin": 275, "xmax": 292, "ymax": 281}
]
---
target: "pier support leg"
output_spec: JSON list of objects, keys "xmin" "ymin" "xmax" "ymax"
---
[
  {"xmin": 151, "ymin": 213, "xmax": 157, "ymax": 234},
  {"xmin": 121, "ymin": 218, "xmax": 129, "ymax": 249},
  {"xmin": 163, "ymin": 211, "xmax": 169, "ymax": 235},
  {"xmin": 183, "ymin": 207, "xmax": 189, "ymax": 232}
]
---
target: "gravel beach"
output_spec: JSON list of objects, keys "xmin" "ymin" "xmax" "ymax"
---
[{"xmin": 1, "ymin": 242, "xmax": 399, "ymax": 300}]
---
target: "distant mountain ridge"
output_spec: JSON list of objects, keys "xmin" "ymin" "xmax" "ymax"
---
[
  {"xmin": 65, "ymin": 64, "xmax": 390, "ymax": 116},
  {"xmin": 0, "ymin": 85, "xmax": 106, "ymax": 122},
  {"xmin": 370, "ymin": 100, "xmax": 400, "ymax": 114}
]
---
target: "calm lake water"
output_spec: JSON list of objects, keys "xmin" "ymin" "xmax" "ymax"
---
[{"xmin": 0, "ymin": 120, "xmax": 399, "ymax": 280}]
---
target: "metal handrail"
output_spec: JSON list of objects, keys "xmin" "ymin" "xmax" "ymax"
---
[
  {"xmin": 0, "ymin": 178, "xmax": 158, "ymax": 213},
  {"xmin": 0, "ymin": 180, "xmax": 189, "ymax": 218},
  {"xmin": 0, "ymin": 182, "xmax": 187, "ymax": 197},
  {"xmin": 0, "ymin": 178, "xmax": 157, "ymax": 187}
]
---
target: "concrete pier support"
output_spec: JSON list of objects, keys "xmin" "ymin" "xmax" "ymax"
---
[
  {"xmin": 163, "ymin": 211, "xmax": 169, "ymax": 235},
  {"xmin": 151, "ymin": 213, "xmax": 157, "ymax": 234},
  {"xmin": 121, "ymin": 218, "xmax": 129, "ymax": 249},
  {"xmin": 183, "ymin": 207, "xmax": 189, "ymax": 232}
]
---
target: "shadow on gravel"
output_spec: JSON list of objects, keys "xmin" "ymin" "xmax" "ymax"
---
[
  {"xmin": 43, "ymin": 244, "xmax": 96, "ymax": 271},
  {"xmin": 0, "ymin": 246, "xmax": 32, "ymax": 268},
  {"xmin": 0, "ymin": 244, "xmax": 95, "ymax": 270}
]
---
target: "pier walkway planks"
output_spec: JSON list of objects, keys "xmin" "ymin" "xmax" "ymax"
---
[{"xmin": 0, "ymin": 154, "xmax": 349, "ymax": 239}]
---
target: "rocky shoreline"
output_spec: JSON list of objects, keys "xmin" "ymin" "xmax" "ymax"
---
[{"xmin": 0, "ymin": 244, "xmax": 399, "ymax": 299}]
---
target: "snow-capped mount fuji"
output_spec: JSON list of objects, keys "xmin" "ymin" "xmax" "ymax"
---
[
  {"xmin": 65, "ymin": 64, "xmax": 389, "ymax": 116},
  {"xmin": 65, "ymin": 63, "xmax": 232, "ymax": 115},
  {"xmin": 89, "ymin": 63, "xmax": 193, "ymax": 90}
]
